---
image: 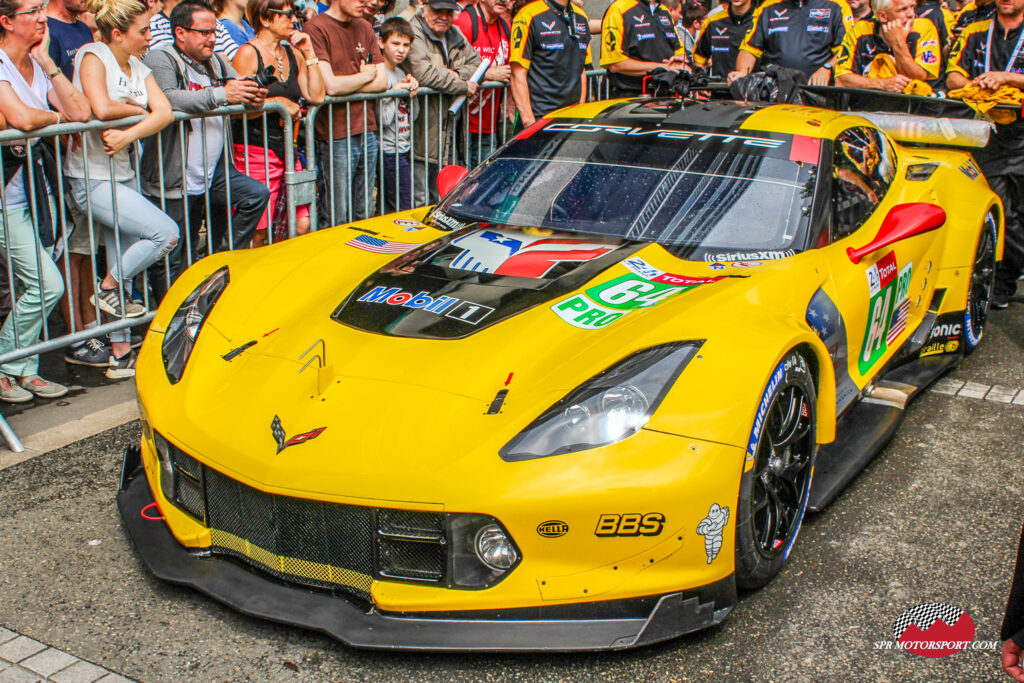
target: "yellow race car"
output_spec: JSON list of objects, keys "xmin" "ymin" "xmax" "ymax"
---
[{"xmin": 118, "ymin": 98, "xmax": 1002, "ymax": 651}]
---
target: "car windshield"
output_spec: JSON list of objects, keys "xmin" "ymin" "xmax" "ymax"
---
[{"xmin": 433, "ymin": 120, "xmax": 820, "ymax": 260}]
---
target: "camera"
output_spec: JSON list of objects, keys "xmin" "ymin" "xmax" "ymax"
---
[{"xmin": 248, "ymin": 65, "xmax": 278, "ymax": 89}]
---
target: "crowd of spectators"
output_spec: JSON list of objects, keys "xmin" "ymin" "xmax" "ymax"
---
[{"xmin": 0, "ymin": 0, "xmax": 1019, "ymax": 401}]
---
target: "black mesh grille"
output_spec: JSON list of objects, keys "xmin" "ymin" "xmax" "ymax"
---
[
  {"xmin": 378, "ymin": 538, "xmax": 446, "ymax": 581},
  {"xmin": 159, "ymin": 436, "xmax": 449, "ymax": 599}
]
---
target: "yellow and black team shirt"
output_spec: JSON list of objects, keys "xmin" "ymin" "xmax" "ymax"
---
[
  {"xmin": 510, "ymin": 0, "xmax": 592, "ymax": 118},
  {"xmin": 741, "ymin": 0, "xmax": 855, "ymax": 77},
  {"xmin": 835, "ymin": 18, "xmax": 941, "ymax": 81},
  {"xmin": 601, "ymin": 0, "xmax": 686, "ymax": 95},
  {"xmin": 948, "ymin": 18, "xmax": 1024, "ymax": 170},
  {"xmin": 692, "ymin": 3, "xmax": 757, "ymax": 78},
  {"xmin": 915, "ymin": 0, "xmax": 952, "ymax": 53},
  {"xmin": 952, "ymin": 0, "xmax": 995, "ymax": 39}
]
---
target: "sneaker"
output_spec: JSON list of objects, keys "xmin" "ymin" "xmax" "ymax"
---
[
  {"xmin": 0, "ymin": 374, "xmax": 32, "ymax": 403},
  {"xmin": 18, "ymin": 375, "xmax": 69, "ymax": 399},
  {"xmin": 992, "ymin": 285, "xmax": 1014, "ymax": 310},
  {"xmin": 65, "ymin": 338, "xmax": 112, "ymax": 367},
  {"xmin": 106, "ymin": 349, "xmax": 137, "ymax": 379},
  {"xmin": 92, "ymin": 284, "xmax": 146, "ymax": 318}
]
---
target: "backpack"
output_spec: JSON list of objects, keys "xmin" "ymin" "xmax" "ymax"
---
[{"xmin": 464, "ymin": 5, "xmax": 510, "ymax": 44}]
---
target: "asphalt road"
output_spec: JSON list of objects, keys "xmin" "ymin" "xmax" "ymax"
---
[{"xmin": 1, "ymin": 304, "xmax": 1023, "ymax": 683}]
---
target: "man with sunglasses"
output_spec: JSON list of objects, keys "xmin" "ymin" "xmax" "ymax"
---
[
  {"xmin": 150, "ymin": 0, "xmax": 243, "ymax": 58},
  {"xmin": 140, "ymin": 0, "xmax": 271, "ymax": 299}
]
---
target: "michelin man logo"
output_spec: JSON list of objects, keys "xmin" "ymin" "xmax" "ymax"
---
[{"xmin": 696, "ymin": 503, "xmax": 729, "ymax": 564}]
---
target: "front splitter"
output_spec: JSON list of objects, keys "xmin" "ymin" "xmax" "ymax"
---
[{"xmin": 116, "ymin": 446, "xmax": 734, "ymax": 651}]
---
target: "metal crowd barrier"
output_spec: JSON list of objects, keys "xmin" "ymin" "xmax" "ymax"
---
[
  {"xmin": 304, "ymin": 69, "xmax": 611, "ymax": 229},
  {"xmin": 0, "ymin": 102, "xmax": 296, "ymax": 452},
  {"xmin": 0, "ymin": 70, "xmax": 608, "ymax": 452}
]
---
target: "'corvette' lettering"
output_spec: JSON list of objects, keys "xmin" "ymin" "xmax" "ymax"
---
[{"xmin": 544, "ymin": 123, "xmax": 785, "ymax": 148}]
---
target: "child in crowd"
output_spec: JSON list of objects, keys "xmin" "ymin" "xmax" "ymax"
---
[{"xmin": 378, "ymin": 17, "xmax": 419, "ymax": 213}]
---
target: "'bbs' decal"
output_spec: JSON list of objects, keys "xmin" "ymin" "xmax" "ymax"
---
[{"xmin": 594, "ymin": 513, "xmax": 664, "ymax": 537}]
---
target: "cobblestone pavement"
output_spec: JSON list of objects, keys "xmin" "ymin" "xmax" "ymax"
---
[
  {"xmin": 0, "ymin": 303, "xmax": 1021, "ymax": 682},
  {"xmin": 0, "ymin": 627, "xmax": 134, "ymax": 683}
]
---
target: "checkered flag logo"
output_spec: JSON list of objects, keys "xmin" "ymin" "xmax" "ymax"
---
[
  {"xmin": 271, "ymin": 415, "xmax": 287, "ymax": 454},
  {"xmin": 892, "ymin": 603, "xmax": 963, "ymax": 639},
  {"xmin": 270, "ymin": 414, "xmax": 326, "ymax": 454}
]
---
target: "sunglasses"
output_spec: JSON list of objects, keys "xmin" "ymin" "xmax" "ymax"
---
[
  {"xmin": 12, "ymin": 1, "xmax": 49, "ymax": 16},
  {"xmin": 267, "ymin": 8, "xmax": 298, "ymax": 17}
]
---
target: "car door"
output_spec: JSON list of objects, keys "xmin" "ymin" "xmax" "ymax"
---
[{"xmin": 819, "ymin": 126, "xmax": 946, "ymax": 389}]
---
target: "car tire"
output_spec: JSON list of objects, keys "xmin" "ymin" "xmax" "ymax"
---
[
  {"xmin": 735, "ymin": 351, "xmax": 817, "ymax": 590},
  {"xmin": 964, "ymin": 211, "xmax": 998, "ymax": 353}
]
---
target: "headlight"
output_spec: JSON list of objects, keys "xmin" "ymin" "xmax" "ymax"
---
[
  {"xmin": 474, "ymin": 524, "xmax": 518, "ymax": 570},
  {"xmin": 500, "ymin": 343, "xmax": 701, "ymax": 461},
  {"xmin": 447, "ymin": 514, "xmax": 520, "ymax": 587},
  {"xmin": 162, "ymin": 267, "xmax": 229, "ymax": 384}
]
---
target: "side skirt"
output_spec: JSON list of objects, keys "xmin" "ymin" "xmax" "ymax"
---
[{"xmin": 808, "ymin": 341, "xmax": 961, "ymax": 512}]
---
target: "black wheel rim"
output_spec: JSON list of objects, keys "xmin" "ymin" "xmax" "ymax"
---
[
  {"xmin": 968, "ymin": 218, "xmax": 997, "ymax": 335},
  {"xmin": 750, "ymin": 383, "xmax": 814, "ymax": 558}
]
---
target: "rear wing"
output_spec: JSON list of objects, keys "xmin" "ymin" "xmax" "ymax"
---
[{"xmin": 853, "ymin": 112, "xmax": 992, "ymax": 149}]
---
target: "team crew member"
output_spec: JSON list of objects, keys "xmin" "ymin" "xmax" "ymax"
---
[
  {"xmin": 850, "ymin": 0, "xmax": 874, "ymax": 20},
  {"xmin": 600, "ymin": 0, "xmax": 687, "ymax": 96},
  {"xmin": 692, "ymin": 0, "xmax": 756, "ymax": 79},
  {"xmin": 835, "ymin": 0, "xmax": 940, "ymax": 90},
  {"xmin": 729, "ymin": 0, "xmax": 855, "ymax": 85},
  {"xmin": 509, "ymin": 0, "xmax": 590, "ymax": 128},
  {"xmin": 916, "ymin": 0, "xmax": 953, "ymax": 55},
  {"xmin": 952, "ymin": 0, "xmax": 995, "ymax": 38},
  {"xmin": 947, "ymin": 0, "xmax": 1024, "ymax": 307}
]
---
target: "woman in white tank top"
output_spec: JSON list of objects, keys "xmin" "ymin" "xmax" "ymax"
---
[{"xmin": 66, "ymin": 0, "xmax": 178, "ymax": 379}]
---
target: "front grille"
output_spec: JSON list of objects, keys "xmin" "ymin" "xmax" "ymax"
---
[{"xmin": 161, "ymin": 439, "xmax": 447, "ymax": 599}]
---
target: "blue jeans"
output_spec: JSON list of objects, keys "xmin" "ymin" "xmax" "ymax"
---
[
  {"xmin": 145, "ymin": 156, "xmax": 269, "ymax": 301},
  {"xmin": 0, "ymin": 197, "xmax": 64, "ymax": 376},
  {"xmin": 317, "ymin": 132, "xmax": 378, "ymax": 227},
  {"xmin": 382, "ymin": 152, "xmax": 412, "ymax": 214}
]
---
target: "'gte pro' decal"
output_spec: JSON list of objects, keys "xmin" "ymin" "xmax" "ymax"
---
[
  {"xmin": 449, "ymin": 229, "xmax": 614, "ymax": 278},
  {"xmin": 859, "ymin": 252, "xmax": 912, "ymax": 373},
  {"xmin": 550, "ymin": 257, "xmax": 723, "ymax": 330}
]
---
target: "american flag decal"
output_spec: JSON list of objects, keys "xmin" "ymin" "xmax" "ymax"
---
[
  {"xmin": 347, "ymin": 234, "xmax": 416, "ymax": 254},
  {"xmin": 271, "ymin": 414, "xmax": 326, "ymax": 454},
  {"xmin": 886, "ymin": 298, "xmax": 910, "ymax": 344}
]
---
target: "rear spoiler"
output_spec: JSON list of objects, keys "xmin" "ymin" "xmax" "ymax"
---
[{"xmin": 850, "ymin": 112, "xmax": 991, "ymax": 148}]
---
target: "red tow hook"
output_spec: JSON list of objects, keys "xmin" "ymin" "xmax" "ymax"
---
[{"xmin": 141, "ymin": 502, "xmax": 164, "ymax": 521}]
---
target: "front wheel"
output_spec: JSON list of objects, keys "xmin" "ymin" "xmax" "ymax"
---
[{"xmin": 735, "ymin": 351, "xmax": 817, "ymax": 590}]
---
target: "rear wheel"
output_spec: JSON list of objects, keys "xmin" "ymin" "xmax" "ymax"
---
[
  {"xmin": 964, "ymin": 212, "xmax": 998, "ymax": 352},
  {"xmin": 735, "ymin": 352, "xmax": 816, "ymax": 590}
]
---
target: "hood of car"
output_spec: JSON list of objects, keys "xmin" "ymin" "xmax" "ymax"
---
[
  {"xmin": 333, "ymin": 226, "xmax": 642, "ymax": 339},
  {"xmin": 155, "ymin": 219, "xmax": 817, "ymax": 500}
]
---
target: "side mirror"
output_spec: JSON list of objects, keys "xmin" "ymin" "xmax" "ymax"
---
[
  {"xmin": 436, "ymin": 165, "xmax": 469, "ymax": 199},
  {"xmin": 846, "ymin": 203, "xmax": 946, "ymax": 264}
]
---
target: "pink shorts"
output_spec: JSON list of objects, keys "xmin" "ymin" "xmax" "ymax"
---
[{"xmin": 232, "ymin": 144, "xmax": 310, "ymax": 236}]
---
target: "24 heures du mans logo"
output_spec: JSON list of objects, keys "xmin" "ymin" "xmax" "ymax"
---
[{"xmin": 873, "ymin": 603, "xmax": 997, "ymax": 656}]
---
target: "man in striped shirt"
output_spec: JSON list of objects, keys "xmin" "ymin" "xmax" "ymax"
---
[{"xmin": 150, "ymin": 0, "xmax": 241, "ymax": 58}]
